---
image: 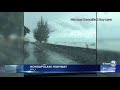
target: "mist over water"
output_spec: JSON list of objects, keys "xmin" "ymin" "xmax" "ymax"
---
[{"xmin": 97, "ymin": 39, "xmax": 120, "ymax": 52}]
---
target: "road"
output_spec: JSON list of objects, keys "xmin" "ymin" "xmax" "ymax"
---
[
  {"xmin": 0, "ymin": 41, "xmax": 96, "ymax": 65},
  {"xmin": 24, "ymin": 43, "xmax": 78, "ymax": 64}
]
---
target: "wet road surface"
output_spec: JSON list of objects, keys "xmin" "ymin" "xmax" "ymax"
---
[{"xmin": 24, "ymin": 43, "xmax": 78, "ymax": 64}]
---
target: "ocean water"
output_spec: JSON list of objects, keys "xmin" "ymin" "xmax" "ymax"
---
[{"xmin": 97, "ymin": 39, "xmax": 120, "ymax": 52}]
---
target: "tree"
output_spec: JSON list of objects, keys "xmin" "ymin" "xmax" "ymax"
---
[
  {"xmin": 33, "ymin": 17, "xmax": 49, "ymax": 43},
  {"xmin": 24, "ymin": 26, "xmax": 30, "ymax": 37}
]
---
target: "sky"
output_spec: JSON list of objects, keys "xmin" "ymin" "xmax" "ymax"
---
[
  {"xmin": 97, "ymin": 12, "xmax": 120, "ymax": 39},
  {"xmin": 97, "ymin": 12, "xmax": 120, "ymax": 51},
  {"xmin": 24, "ymin": 12, "xmax": 96, "ymax": 45},
  {"xmin": 24, "ymin": 12, "xmax": 120, "ymax": 51}
]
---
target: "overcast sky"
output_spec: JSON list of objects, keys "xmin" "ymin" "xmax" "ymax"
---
[
  {"xmin": 24, "ymin": 12, "xmax": 96, "ymax": 44},
  {"xmin": 24, "ymin": 12, "xmax": 120, "ymax": 44},
  {"xmin": 97, "ymin": 12, "xmax": 120, "ymax": 39}
]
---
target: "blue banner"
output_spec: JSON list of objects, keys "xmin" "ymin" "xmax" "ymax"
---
[
  {"xmin": 22, "ymin": 64, "xmax": 100, "ymax": 73},
  {"xmin": 1, "ymin": 64, "xmax": 120, "ymax": 73},
  {"xmin": 116, "ymin": 65, "xmax": 120, "ymax": 72}
]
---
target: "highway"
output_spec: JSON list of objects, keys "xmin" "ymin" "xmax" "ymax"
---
[{"xmin": 24, "ymin": 43, "xmax": 78, "ymax": 64}]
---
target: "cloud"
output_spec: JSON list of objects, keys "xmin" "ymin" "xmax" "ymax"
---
[
  {"xmin": 24, "ymin": 12, "xmax": 96, "ymax": 44},
  {"xmin": 97, "ymin": 12, "xmax": 120, "ymax": 39}
]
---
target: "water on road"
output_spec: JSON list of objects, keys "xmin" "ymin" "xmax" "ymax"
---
[{"xmin": 24, "ymin": 43, "xmax": 78, "ymax": 64}]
